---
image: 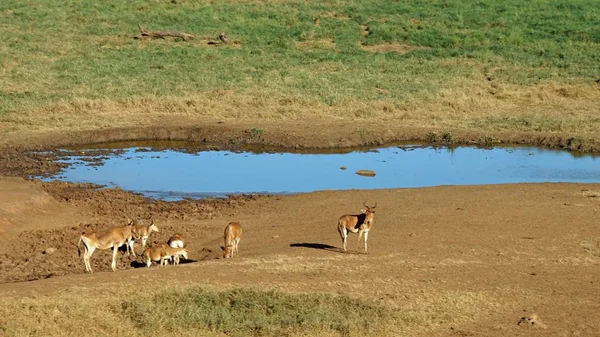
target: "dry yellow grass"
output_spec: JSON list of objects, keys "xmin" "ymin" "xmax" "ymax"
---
[
  {"xmin": 1, "ymin": 80, "xmax": 598, "ymax": 149},
  {"xmin": 360, "ymin": 43, "xmax": 429, "ymax": 54}
]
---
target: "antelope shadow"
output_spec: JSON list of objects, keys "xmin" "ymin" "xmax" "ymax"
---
[
  {"xmin": 130, "ymin": 258, "xmax": 198, "ymax": 268},
  {"xmin": 289, "ymin": 242, "xmax": 343, "ymax": 253}
]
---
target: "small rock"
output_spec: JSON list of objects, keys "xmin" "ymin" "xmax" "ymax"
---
[
  {"xmin": 408, "ymin": 233, "xmax": 415, "ymax": 237},
  {"xmin": 272, "ymin": 235, "xmax": 279, "ymax": 239},
  {"xmin": 43, "ymin": 247, "xmax": 57, "ymax": 255},
  {"xmin": 517, "ymin": 313, "xmax": 548, "ymax": 329},
  {"xmin": 355, "ymin": 169, "xmax": 376, "ymax": 177}
]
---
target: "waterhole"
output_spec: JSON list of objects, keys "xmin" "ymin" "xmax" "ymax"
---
[{"xmin": 40, "ymin": 143, "xmax": 600, "ymax": 200}]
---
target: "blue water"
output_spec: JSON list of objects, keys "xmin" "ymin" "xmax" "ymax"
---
[{"xmin": 40, "ymin": 145, "xmax": 600, "ymax": 200}]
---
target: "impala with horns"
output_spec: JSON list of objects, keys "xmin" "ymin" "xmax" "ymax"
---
[
  {"xmin": 77, "ymin": 220, "xmax": 134, "ymax": 273},
  {"xmin": 128, "ymin": 219, "xmax": 160, "ymax": 257},
  {"xmin": 223, "ymin": 222, "xmax": 242, "ymax": 258},
  {"xmin": 337, "ymin": 202, "xmax": 377, "ymax": 253}
]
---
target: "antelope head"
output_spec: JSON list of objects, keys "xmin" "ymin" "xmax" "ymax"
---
[
  {"xmin": 148, "ymin": 220, "xmax": 160, "ymax": 233},
  {"xmin": 362, "ymin": 201, "xmax": 377, "ymax": 224}
]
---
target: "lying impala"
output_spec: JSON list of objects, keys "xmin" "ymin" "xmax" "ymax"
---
[
  {"xmin": 337, "ymin": 202, "xmax": 377, "ymax": 253},
  {"xmin": 128, "ymin": 219, "xmax": 160, "ymax": 257},
  {"xmin": 223, "ymin": 222, "xmax": 242, "ymax": 258},
  {"xmin": 77, "ymin": 220, "xmax": 134, "ymax": 273}
]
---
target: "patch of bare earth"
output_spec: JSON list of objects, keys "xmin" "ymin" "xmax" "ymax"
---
[
  {"xmin": 0, "ymin": 180, "xmax": 598, "ymax": 335},
  {"xmin": 295, "ymin": 39, "xmax": 336, "ymax": 51},
  {"xmin": 360, "ymin": 42, "xmax": 429, "ymax": 54}
]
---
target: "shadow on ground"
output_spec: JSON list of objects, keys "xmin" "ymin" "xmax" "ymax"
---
[
  {"xmin": 130, "ymin": 259, "xmax": 198, "ymax": 268},
  {"xmin": 289, "ymin": 242, "xmax": 344, "ymax": 253}
]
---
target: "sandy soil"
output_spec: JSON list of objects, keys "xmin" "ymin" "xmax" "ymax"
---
[
  {"xmin": 0, "ymin": 121, "xmax": 599, "ymax": 335},
  {"xmin": 0, "ymin": 174, "xmax": 599, "ymax": 336}
]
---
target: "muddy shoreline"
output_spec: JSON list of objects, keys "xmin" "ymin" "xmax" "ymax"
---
[{"xmin": 1, "ymin": 122, "xmax": 599, "ymax": 179}]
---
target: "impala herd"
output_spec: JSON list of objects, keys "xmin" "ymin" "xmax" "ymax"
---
[{"xmin": 77, "ymin": 202, "xmax": 377, "ymax": 273}]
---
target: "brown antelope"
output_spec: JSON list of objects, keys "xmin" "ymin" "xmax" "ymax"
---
[
  {"xmin": 143, "ymin": 244, "xmax": 167, "ymax": 268},
  {"xmin": 143, "ymin": 243, "xmax": 188, "ymax": 267},
  {"xmin": 337, "ymin": 202, "xmax": 377, "ymax": 253},
  {"xmin": 77, "ymin": 220, "xmax": 134, "ymax": 273},
  {"xmin": 128, "ymin": 219, "xmax": 160, "ymax": 257},
  {"xmin": 223, "ymin": 222, "xmax": 242, "ymax": 258},
  {"xmin": 168, "ymin": 233, "xmax": 185, "ymax": 248},
  {"xmin": 167, "ymin": 233, "xmax": 186, "ymax": 264},
  {"xmin": 164, "ymin": 245, "xmax": 188, "ymax": 265}
]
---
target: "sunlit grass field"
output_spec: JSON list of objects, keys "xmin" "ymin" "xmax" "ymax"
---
[{"xmin": 0, "ymin": 0, "xmax": 598, "ymax": 139}]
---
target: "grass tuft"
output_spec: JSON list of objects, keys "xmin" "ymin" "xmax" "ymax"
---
[{"xmin": 121, "ymin": 287, "xmax": 392, "ymax": 337}]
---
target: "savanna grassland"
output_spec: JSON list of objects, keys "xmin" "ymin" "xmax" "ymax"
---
[
  {"xmin": 1, "ymin": 1, "xmax": 600, "ymax": 337},
  {"xmin": 0, "ymin": 0, "xmax": 599, "ymax": 149}
]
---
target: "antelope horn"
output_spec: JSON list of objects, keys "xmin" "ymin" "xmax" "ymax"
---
[{"xmin": 363, "ymin": 201, "xmax": 377, "ymax": 209}]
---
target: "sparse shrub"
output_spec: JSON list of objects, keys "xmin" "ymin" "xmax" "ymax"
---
[
  {"xmin": 425, "ymin": 131, "xmax": 438, "ymax": 143},
  {"xmin": 441, "ymin": 131, "xmax": 454, "ymax": 143},
  {"xmin": 248, "ymin": 128, "xmax": 264, "ymax": 138},
  {"xmin": 479, "ymin": 135, "xmax": 495, "ymax": 147}
]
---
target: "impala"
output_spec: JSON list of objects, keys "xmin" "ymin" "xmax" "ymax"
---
[
  {"xmin": 337, "ymin": 202, "xmax": 377, "ymax": 253},
  {"xmin": 167, "ymin": 233, "xmax": 185, "ymax": 248},
  {"xmin": 77, "ymin": 220, "xmax": 134, "ymax": 273},
  {"xmin": 223, "ymin": 222, "xmax": 242, "ymax": 258},
  {"xmin": 167, "ymin": 233, "xmax": 186, "ymax": 264},
  {"xmin": 129, "ymin": 219, "xmax": 160, "ymax": 257},
  {"xmin": 142, "ymin": 243, "xmax": 188, "ymax": 267}
]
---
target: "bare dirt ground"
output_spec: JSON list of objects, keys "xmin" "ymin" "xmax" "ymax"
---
[
  {"xmin": 0, "ymin": 123, "xmax": 599, "ymax": 336},
  {"xmin": 1, "ymin": 176, "xmax": 599, "ymax": 336}
]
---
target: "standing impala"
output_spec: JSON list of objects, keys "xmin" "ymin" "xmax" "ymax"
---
[
  {"xmin": 77, "ymin": 220, "xmax": 134, "ymax": 273},
  {"xmin": 223, "ymin": 222, "xmax": 242, "ymax": 258},
  {"xmin": 337, "ymin": 202, "xmax": 377, "ymax": 253},
  {"xmin": 128, "ymin": 219, "xmax": 160, "ymax": 257}
]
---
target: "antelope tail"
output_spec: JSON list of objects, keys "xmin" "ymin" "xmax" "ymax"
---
[{"xmin": 77, "ymin": 233, "xmax": 84, "ymax": 257}]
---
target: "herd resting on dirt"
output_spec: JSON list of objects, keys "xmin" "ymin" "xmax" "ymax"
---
[{"xmin": 76, "ymin": 202, "xmax": 375, "ymax": 273}]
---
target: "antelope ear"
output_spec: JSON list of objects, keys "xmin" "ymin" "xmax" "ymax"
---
[{"xmin": 360, "ymin": 209, "xmax": 366, "ymax": 214}]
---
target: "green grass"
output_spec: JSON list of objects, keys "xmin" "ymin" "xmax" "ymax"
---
[{"xmin": 1, "ymin": 0, "xmax": 598, "ymax": 115}]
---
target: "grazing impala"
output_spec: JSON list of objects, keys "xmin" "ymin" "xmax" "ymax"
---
[
  {"xmin": 77, "ymin": 220, "xmax": 134, "ymax": 273},
  {"xmin": 143, "ymin": 243, "xmax": 188, "ymax": 267},
  {"xmin": 223, "ymin": 222, "xmax": 242, "ymax": 258},
  {"xmin": 337, "ymin": 202, "xmax": 377, "ymax": 253},
  {"xmin": 163, "ymin": 245, "xmax": 188, "ymax": 265},
  {"xmin": 168, "ymin": 233, "xmax": 186, "ymax": 264},
  {"xmin": 142, "ymin": 243, "xmax": 167, "ymax": 268},
  {"xmin": 129, "ymin": 219, "xmax": 160, "ymax": 257}
]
